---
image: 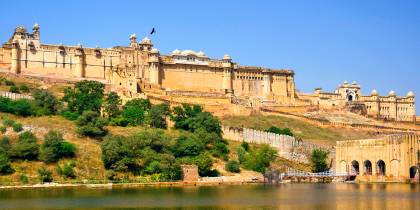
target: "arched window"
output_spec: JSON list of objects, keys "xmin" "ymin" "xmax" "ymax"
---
[
  {"xmin": 364, "ymin": 160, "xmax": 372, "ymax": 175},
  {"xmin": 376, "ymin": 160, "xmax": 386, "ymax": 176},
  {"xmin": 351, "ymin": 160, "xmax": 359, "ymax": 175}
]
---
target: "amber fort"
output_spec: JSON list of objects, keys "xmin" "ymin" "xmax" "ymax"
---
[{"xmin": 0, "ymin": 24, "xmax": 415, "ymax": 122}]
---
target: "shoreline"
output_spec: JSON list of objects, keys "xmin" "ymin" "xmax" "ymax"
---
[{"xmin": 0, "ymin": 180, "xmax": 265, "ymax": 190}]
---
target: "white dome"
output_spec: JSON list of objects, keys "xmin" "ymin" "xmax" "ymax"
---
[
  {"xmin": 140, "ymin": 37, "xmax": 152, "ymax": 44},
  {"xmin": 223, "ymin": 54, "xmax": 231, "ymax": 60},
  {"xmin": 343, "ymin": 81, "xmax": 349, "ymax": 85},
  {"xmin": 33, "ymin": 23, "xmax": 40, "ymax": 30},
  {"xmin": 150, "ymin": 48, "xmax": 159, "ymax": 54},
  {"xmin": 129, "ymin": 33, "xmax": 137, "ymax": 39},
  {"xmin": 371, "ymin": 89, "xmax": 378, "ymax": 96},
  {"xmin": 407, "ymin": 91, "xmax": 414, "ymax": 97},
  {"xmin": 172, "ymin": 49, "xmax": 181, "ymax": 55},
  {"xmin": 181, "ymin": 50, "xmax": 197, "ymax": 56},
  {"xmin": 352, "ymin": 81, "xmax": 357, "ymax": 85},
  {"xmin": 388, "ymin": 90, "xmax": 396, "ymax": 96},
  {"xmin": 197, "ymin": 51, "xmax": 206, "ymax": 57}
]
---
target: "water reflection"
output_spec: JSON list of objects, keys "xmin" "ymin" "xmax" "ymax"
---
[{"xmin": 0, "ymin": 183, "xmax": 419, "ymax": 209}]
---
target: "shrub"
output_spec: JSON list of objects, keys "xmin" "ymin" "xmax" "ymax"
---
[
  {"xmin": 225, "ymin": 160, "xmax": 241, "ymax": 173},
  {"xmin": 0, "ymin": 126, "xmax": 7, "ymax": 133},
  {"xmin": 109, "ymin": 116, "xmax": 129, "ymax": 127},
  {"xmin": 40, "ymin": 131, "xmax": 76, "ymax": 163},
  {"xmin": 9, "ymin": 131, "xmax": 39, "ymax": 160},
  {"xmin": 12, "ymin": 123, "xmax": 23, "ymax": 132},
  {"xmin": 310, "ymin": 149, "xmax": 329, "ymax": 173},
  {"xmin": 19, "ymin": 85, "xmax": 30, "ymax": 93},
  {"xmin": 37, "ymin": 167, "xmax": 53, "ymax": 183},
  {"xmin": 76, "ymin": 111, "xmax": 108, "ymax": 137},
  {"xmin": 9, "ymin": 86, "xmax": 20, "ymax": 93},
  {"xmin": 56, "ymin": 161, "xmax": 76, "ymax": 179},
  {"xmin": 0, "ymin": 136, "xmax": 11, "ymax": 151},
  {"xmin": 265, "ymin": 126, "xmax": 294, "ymax": 137},
  {"xmin": 0, "ymin": 148, "xmax": 13, "ymax": 174},
  {"xmin": 2, "ymin": 118, "xmax": 15, "ymax": 127},
  {"xmin": 32, "ymin": 89, "xmax": 61, "ymax": 115},
  {"xmin": 241, "ymin": 141, "xmax": 250, "ymax": 151},
  {"xmin": 19, "ymin": 174, "xmax": 29, "ymax": 184},
  {"xmin": 11, "ymin": 99, "xmax": 35, "ymax": 116},
  {"xmin": 4, "ymin": 80, "xmax": 15, "ymax": 86},
  {"xmin": 61, "ymin": 111, "xmax": 79, "ymax": 121}
]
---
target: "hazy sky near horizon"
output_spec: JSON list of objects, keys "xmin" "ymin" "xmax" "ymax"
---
[{"xmin": 1, "ymin": 0, "xmax": 419, "ymax": 112}]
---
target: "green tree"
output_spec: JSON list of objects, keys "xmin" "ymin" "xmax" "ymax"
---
[
  {"xmin": 238, "ymin": 144, "xmax": 277, "ymax": 173},
  {"xmin": 121, "ymin": 98, "xmax": 151, "ymax": 126},
  {"xmin": 9, "ymin": 131, "xmax": 39, "ymax": 160},
  {"xmin": 40, "ymin": 130, "xmax": 76, "ymax": 163},
  {"xmin": 0, "ymin": 147, "xmax": 13, "ymax": 174},
  {"xmin": 148, "ymin": 103, "xmax": 170, "ymax": 129},
  {"xmin": 63, "ymin": 80, "xmax": 105, "ymax": 114},
  {"xmin": 171, "ymin": 104, "xmax": 222, "ymax": 136},
  {"xmin": 310, "ymin": 149, "xmax": 329, "ymax": 173},
  {"xmin": 76, "ymin": 111, "xmax": 108, "ymax": 137},
  {"xmin": 103, "ymin": 92, "xmax": 121, "ymax": 119},
  {"xmin": 173, "ymin": 135, "xmax": 205, "ymax": 157},
  {"xmin": 32, "ymin": 89, "xmax": 61, "ymax": 115},
  {"xmin": 56, "ymin": 161, "xmax": 76, "ymax": 179}
]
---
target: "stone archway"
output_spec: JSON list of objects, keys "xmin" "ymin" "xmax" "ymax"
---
[
  {"xmin": 377, "ymin": 160, "xmax": 386, "ymax": 176},
  {"xmin": 351, "ymin": 160, "xmax": 359, "ymax": 175},
  {"xmin": 364, "ymin": 160, "xmax": 372, "ymax": 175},
  {"xmin": 409, "ymin": 166, "xmax": 418, "ymax": 179},
  {"xmin": 339, "ymin": 160, "xmax": 347, "ymax": 173}
]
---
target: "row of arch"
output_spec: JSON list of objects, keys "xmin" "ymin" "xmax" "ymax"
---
[{"xmin": 340, "ymin": 160, "xmax": 418, "ymax": 178}]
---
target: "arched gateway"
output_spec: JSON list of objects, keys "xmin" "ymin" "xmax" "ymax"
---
[{"xmin": 335, "ymin": 134, "xmax": 420, "ymax": 181}]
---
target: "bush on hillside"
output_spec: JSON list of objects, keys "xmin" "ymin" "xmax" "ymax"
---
[
  {"xmin": 40, "ymin": 130, "xmax": 76, "ymax": 163},
  {"xmin": 12, "ymin": 123, "xmax": 23, "ymax": 132},
  {"xmin": 0, "ymin": 148, "xmax": 13, "ymax": 174},
  {"xmin": 265, "ymin": 126, "xmax": 294, "ymax": 137},
  {"xmin": 225, "ymin": 160, "xmax": 241, "ymax": 173},
  {"xmin": 76, "ymin": 111, "xmax": 108, "ymax": 137},
  {"xmin": 237, "ymin": 144, "xmax": 277, "ymax": 173},
  {"xmin": 32, "ymin": 89, "xmax": 61, "ymax": 115},
  {"xmin": 9, "ymin": 131, "xmax": 39, "ymax": 160},
  {"xmin": 4, "ymin": 80, "xmax": 15, "ymax": 86},
  {"xmin": 56, "ymin": 161, "xmax": 76, "ymax": 179},
  {"xmin": 9, "ymin": 86, "xmax": 20, "ymax": 93},
  {"xmin": 19, "ymin": 85, "xmax": 30, "ymax": 93},
  {"xmin": 37, "ymin": 167, "xmax": 53, "ymax": 183}
]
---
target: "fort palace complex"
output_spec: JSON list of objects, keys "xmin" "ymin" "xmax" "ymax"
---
[{"xmin": 0, "ymin": 24, "xmax": 416, "ymax": 122}]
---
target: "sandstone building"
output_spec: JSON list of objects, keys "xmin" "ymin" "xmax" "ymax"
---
[
  {"xmin": 298, "ymin": 81, "xmax": 416, "ymax": 122},
  {"xmin": 335, "ymin": 134, "xmax": 419, "ymax": 182},
  {"xmin": 0, "ymin": 24, "xmax": 295, "ymax": 106},
  {"xmin": 0, "ymin": 24, "xmax": 415, "ymax": 122}
]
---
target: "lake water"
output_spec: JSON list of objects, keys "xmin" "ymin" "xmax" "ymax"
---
[{"xmin": 0, "ymin": 183, "xmax": 419, "ymax": 209}]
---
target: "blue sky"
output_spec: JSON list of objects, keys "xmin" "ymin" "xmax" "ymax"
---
[{"xmin": 1, "ymin": 0, "xmax": 419, "ymax": 112}]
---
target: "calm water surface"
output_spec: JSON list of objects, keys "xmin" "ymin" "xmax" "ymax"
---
[{"xmin": 0, "ymin": 183, "xmax": 419, "ymax": 210}]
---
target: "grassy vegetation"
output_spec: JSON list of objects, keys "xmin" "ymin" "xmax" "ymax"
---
[{"xmin": 221, "ymin": 115, "xmax": 379, "ymax": 143}]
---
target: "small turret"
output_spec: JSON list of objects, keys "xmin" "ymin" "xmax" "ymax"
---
[
  {"xmin": 407, "ymin": 91, "xmax": 414, "ymax": 98},
  {"xmin": 139, "ymin": 37, "xmax": 153, "ymax": 51},
  {"xmin": 388, "ymin": 90, "xmax": 396, "ymax": 97},
  {"xmin": 32, "ymin": 23, "xmax": 40, "ymax": 40}
]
